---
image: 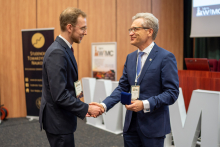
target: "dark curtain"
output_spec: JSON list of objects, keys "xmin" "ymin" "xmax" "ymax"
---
[
  {"xmin": 184, "ymin": 0, "xmax": 194, "ymax": 69},
  {"xmin": 195, "ymin": 37, "xmax": 220, "ymax": 60}
]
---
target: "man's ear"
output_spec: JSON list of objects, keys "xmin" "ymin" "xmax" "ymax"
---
[
  {"xmin": 148, "ymin": 28, "xmax": 154, "ymax": 37},
  {"xmin": 66, "ymin": 24, "xmax": 73, "ymax": 33}
]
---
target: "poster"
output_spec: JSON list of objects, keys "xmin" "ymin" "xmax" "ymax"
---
[
  {"xmin": 92, "ymin": 42, "xmax": 117, "ymax": 81},
  {"xmin": 21, "ymin": 28, "xmax": 54, "ymax": 117}
]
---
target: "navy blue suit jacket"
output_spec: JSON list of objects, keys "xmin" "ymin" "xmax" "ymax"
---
[
  {"xmin": 103, "ymin": 44, "xmax": 179, "ymax": 137},
  {"xmin": 39, "ymin": 36, "xmax": 88, "ymax": 134}
]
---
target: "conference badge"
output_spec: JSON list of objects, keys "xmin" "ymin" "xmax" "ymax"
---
[
  {"xmin": 74, "ymin": 81, "xmax": 84, "ymax": 99},
  {"xmin": 131, "ymin": 85, "xmax": 140, "ymax": 100}
]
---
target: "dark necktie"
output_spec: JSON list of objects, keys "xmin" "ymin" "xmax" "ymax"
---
[{"xmin": 71, "ymin": 47, "xmax": 74, "ymax": 54}]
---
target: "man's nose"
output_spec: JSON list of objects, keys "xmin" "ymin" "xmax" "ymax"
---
[
  {"xmin": 84, "ymin": 30, "xmax": 87, "ymax": 35},
  {"xmin": 129, "ymin": 30, "xmax": 135, "ymax": 36}
]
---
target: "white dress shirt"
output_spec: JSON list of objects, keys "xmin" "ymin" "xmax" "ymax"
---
[
  {"xmin": 59, "ymin": 35, "xmax": 72, "ymax": 49},
  {"xmin": 101, "ymin": 42, "xmax": 154, "ymax": 113},
  {"xmin": 137, "ymin": 42, "xmax": 154, "ymax": 113}
]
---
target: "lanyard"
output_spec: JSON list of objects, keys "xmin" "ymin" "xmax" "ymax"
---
[{"xmin": 134, "ymin": 42, "xmax": 154, "ymax": 85}]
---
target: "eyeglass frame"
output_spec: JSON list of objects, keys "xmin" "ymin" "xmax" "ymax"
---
[
  {"xmin": 128, "ymin": 27, "xmax": 150, "ymax": 34},
  {"xmin": 76, "ymin": 25, "xmax": 87, "ymax": 32},
  {"xmin": 70, "ymin": 24, "xmax": 87, "ymax": 32},
  {"xmin": 78, "ymin": 26, "xmax": 87, "ymax": 32}
]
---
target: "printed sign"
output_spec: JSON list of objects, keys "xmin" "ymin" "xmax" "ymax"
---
[
  {"xmin": 92, "ymin": 42, "xmax": 117, "ymax": 81},
  {"xmin": 22, "ymin": 28, "xmax": 54, "ymax": 117}
]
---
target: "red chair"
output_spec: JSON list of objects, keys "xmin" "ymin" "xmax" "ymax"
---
[
  {"xmin": 218, "ymin": 59, "xmax": 220, "ymax": 72},
  {"xmin": 208, "ymin": 59, "xmax": 218, "ymax": 71}
]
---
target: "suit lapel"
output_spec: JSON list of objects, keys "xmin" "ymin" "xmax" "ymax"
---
[
  {"xmin": 65, "ymin": 48, "xmax": 78, "ymax": 74},
  {"xmin": 55, "ymin": 36, "xmax": 78, "ymax": 74},
  {"xmin": 137, "ymin": 44, "xmax": 158, "ymax": 85}
]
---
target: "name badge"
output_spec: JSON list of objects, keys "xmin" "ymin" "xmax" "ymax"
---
[
  {"xmin": 74, "ymin": 80, "xmax": 84, "ymax": 99},
  {"xmin": 131, "ymin": 85, "xmax": 140, "ymax": 100}
]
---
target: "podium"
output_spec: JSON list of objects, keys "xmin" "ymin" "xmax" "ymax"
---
[{"xmin": 178, "ymin": 70, "xmax": 220, "ymax": 110}]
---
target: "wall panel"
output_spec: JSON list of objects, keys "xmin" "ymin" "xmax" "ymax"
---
[
  {"xmin": 0, "ymin": 1, "xmax": 2, "ymax": 107},
  {"xmin": 78, "ymin": 0, "xmax": 116, "ymax": 79},
  {"xmin": 0, "ymin": 0, "xmax": 184, "ymax": 118},
  {"xmin": 37, "ymin": 0, "xmax": 79, "ymax": 62},
  {"xmin": 0, "ymin": 0, "xmax": 36, "ymax": 118},
  {"xmin": 117, "ymin": 0, "xmax": 151, "ymax": 80},
  {"xmin": 152, "ymin": 0, "xmax": 183, "ymax": 70},
  {"xmin": 0, "ymin": 0, "xmax": 2, "ymax": 107}
]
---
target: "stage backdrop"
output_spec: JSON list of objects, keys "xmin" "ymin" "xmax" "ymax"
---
[{"xmin": 22, "ymin": 28, "xmax": 54, "ymax": 118}]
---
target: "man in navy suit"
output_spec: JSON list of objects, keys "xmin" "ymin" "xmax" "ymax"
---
[
  {"xmin": 90, "ymin": 13, "xmax": 179, "ymax": 147},
  {"xmin": 39, "ymin": 7, "xmax": 103, "ymax": 147}
]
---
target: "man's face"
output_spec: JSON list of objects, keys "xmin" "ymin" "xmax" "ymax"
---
[
  {"xmin": 71, "ymin": 15, "xmax": 87, "ymax": 44},
  {"xmin": 129, "ymin": 18, "xmax": 149, "ymax": 48}
]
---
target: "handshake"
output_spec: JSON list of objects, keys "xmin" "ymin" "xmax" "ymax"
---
[
  {"xmin": 86, "ymin": 100, "xmax": 144, "ymax": 118},
  {"xmin": 86, "ymin": 102, "xmax": 105, "ymax": 118}
]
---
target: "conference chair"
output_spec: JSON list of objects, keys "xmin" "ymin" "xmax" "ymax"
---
[
  {"xmin": 208, "ymin": 59, "xmax": 218, "ymax": 71},
  {"xmin": 218, "ymin": 59, "xmax": 220, "ymax": 72}
]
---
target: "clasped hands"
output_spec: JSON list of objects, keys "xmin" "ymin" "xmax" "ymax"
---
[
  {"xmin": 87, "ymin": 100, "xmax": 144, "ymax": 118},
  {"xmin": 87, "ymin": 102, "xmax": 105, "ymax": 118}
]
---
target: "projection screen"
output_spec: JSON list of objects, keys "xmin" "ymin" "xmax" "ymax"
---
[{"xmin": 190, "ymin": 0, "xmax": 220, "ymax": 37}]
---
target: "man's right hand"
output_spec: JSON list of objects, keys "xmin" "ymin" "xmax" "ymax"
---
[
  {"xmin": 89, "ymin": 102, "xmax": 105, "ymax": 112},
  {"xmin": 87, "ymin": 104, "xmax": 104, "ymax": 118}
]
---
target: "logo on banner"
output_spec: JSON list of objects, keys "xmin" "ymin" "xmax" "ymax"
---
[
  {"xmin": 36, "ymin": 97, "xmax": 41, "ymax": 109},
  {"xmin": 94, "ymin": 46, "xmax": 114, "ymax": 57},
  {"xmin": 195, "ymin": 5, "xmax": 220, "ymax": 17},
  {"xmin": 94, "ymin": 46, "xmax": 99, "ymax": 56},
  {"xmin": 31, "ymin": 33, "xmax": 45, "ymax": 48}
]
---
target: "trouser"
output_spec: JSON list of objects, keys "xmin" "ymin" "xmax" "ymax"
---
[
  {"xmin": 46, "ymin": 131, "xmax": 75, "ymax": 147},
  {"xmin": 123, "ymin": 112, "xmax": 165, "ymax": 147}
]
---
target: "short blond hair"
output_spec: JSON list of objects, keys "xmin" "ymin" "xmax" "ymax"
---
[{"xmin": 60, "ymin": 7, "xmax": 86, "ymax": 31}]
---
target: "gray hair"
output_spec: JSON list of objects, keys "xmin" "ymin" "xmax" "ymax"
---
[{"xmin": 132, "ymin": 13, "xmax": 159, "ymax": 40}]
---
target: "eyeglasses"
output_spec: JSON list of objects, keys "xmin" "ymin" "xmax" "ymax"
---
[
  {"xmin": 73, "ymin": 24, "xmax": 87, "ymax": 32},
  {"xmin": 80, "ymin": 26, "xmax": 87, "ymax": 32},
  {"xmin": 128, "ymin": 27, "xmax": 150, "ymax": 34}
]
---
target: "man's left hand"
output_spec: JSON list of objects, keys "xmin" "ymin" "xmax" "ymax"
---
[
  {"xmin": 125, "ymin": 100, "xmax": 144, "ymax": 112},
  {"xmin": 86, "ymin": 102, "xmax": 105, "ymax": 118}
]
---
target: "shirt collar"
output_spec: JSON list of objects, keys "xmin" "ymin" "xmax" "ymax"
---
[
  {"xmin": 59, "ymin": 35, "xmax": 72, "ymax": 49},
  {"xmin": 138, "ymin": 41, "xmax": 154, "ymax": 54}
]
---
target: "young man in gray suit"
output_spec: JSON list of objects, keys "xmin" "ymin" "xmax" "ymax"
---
[{"xmin": 39, "ymin": 7, "xmax": 103, "ymax": 147}]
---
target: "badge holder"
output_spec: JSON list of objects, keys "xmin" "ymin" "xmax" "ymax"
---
[
  {"xmin": 131, "ymin": 85, "xmax": 140, "ymax": 100},
  {"xmin": 74, "ymin": 80, "xmax": 84, "ymax": 99}
]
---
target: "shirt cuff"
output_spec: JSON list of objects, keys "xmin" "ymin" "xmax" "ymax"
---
[
  {"xmin": 143, "ymin": 100, "xmax": 150, "ymax": 113},
  {"xmin": 100, "ymin": 103, "xmax": 107, "ymax": 114}
]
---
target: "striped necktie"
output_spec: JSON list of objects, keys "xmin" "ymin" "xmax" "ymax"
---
[{"xmin": 137, "ymin": 52, "xmax": 145, "ymax": 81}]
